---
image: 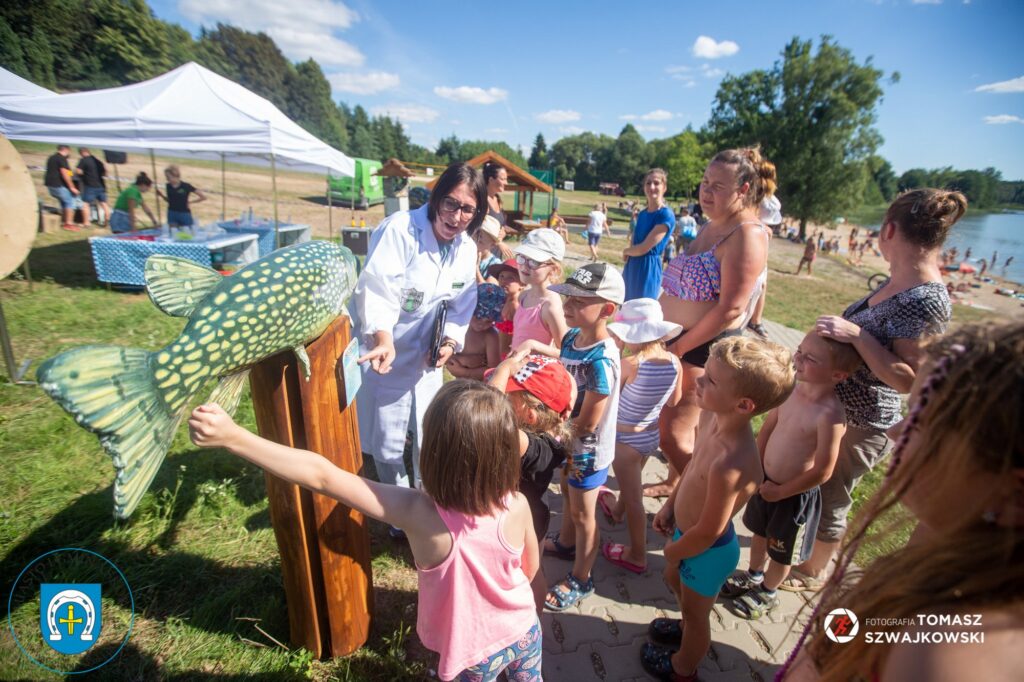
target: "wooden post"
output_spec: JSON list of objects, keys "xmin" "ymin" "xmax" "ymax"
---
[{"xmin": 249, "ymin": 315, "xmax": 373, "ymax": 658}]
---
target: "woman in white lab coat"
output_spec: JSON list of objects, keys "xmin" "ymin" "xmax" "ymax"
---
[{"xmin": 354, "ymin": 162, "xmax": 485, "ymax": 494}]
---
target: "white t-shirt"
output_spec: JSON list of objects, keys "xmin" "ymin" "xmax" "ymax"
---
[{"xmin": 586, "ymin": 210, "xmax": 607, "ymax": 235}]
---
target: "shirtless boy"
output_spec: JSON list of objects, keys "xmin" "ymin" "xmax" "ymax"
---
[
  {"xmin": 447, "ymin": 283, "xmax": 505, "ymax": 380},
  {"xmin": 642, "ymin": 337, "xmax": 796, "ymax": 681},
  {"xmin": 721, "ymin": 331, "xmax": 861, "ymax": 620}
]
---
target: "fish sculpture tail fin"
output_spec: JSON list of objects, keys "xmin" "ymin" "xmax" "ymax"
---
[{"xmin": 37, "ymin": 346, "xmax": 184, "ymax": 519}]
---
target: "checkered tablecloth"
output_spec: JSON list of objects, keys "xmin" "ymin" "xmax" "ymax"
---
[
  {"xmin": 89, "ymin": 233, "xmax": 259, "ymax": 286},
  {"xmin": 217, "ymin": 221, "xmax": 312, "ymax": 257}
]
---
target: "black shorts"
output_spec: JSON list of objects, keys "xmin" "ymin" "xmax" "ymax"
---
[
  {"xmin": 742, "ymin": 486, "xmax": 821, "ymax": 565},
  {"xmin": 670, "ymin": 328, "xmax": 744, "ymax": 368}
]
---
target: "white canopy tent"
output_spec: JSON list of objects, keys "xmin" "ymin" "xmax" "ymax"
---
[
  {"xmin": 0, "ymin": 67, "xmax": 56, "ymax": 100},
  {"xmin": 0, "ymin": 62, "xmax": 354, "ymax": 238}
]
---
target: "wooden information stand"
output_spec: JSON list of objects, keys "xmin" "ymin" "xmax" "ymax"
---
[{"xmin": 249, "ymin": 315, "xmax": 373, "ymax": 658}]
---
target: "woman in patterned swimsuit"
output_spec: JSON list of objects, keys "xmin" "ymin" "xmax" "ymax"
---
[
  {"xmin": 784, "ymin": 188, "xmax": 968, "ymax": 591},
  {"xmin": 646, "ymin": 148, "xmax": 776, "ymax": 498}
]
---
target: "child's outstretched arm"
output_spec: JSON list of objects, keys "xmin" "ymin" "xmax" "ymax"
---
[
  {"xmin": 761, "ymin": 413, "xmax": 846, "ymax": 502},
  {"xmin": 189, "ymin": 404, "xmax": 435, "ymax": 535}
]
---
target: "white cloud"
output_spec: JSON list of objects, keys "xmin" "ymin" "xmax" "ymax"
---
[
  {"xmin": 983, "ymin": 114, "xmax": 1024, "ymax": 125},
  {"xmin": 911, "ymin": 0, "xmax": 943, "ymax": 4},
  {"xmin": 665, "ymin": 65, "xmax": 691, "ymax": 75},
  {"xmin": 703, "ymin": 66, "xmax": 725, "ymax": 79},
  {"xmin": 692, "ymin": 35, "xmax": 739, "ymax": 59},
  {"xmin": 179, "ymin": 0, "xmax": 364, "ymax": 67},
  {"xmin": 559, "ymin": 126, "xmax": 586, "ymax": 135},
  {"xmin": 635, "ymin": 125, "xmax": 667, "ymax": 134},
  {"xmin": 620, "ymin": 109, "xmax": 674, "ymax": 122},
  {"xmin": 433, "ymin": 86, "xmax": 508, "ymax": 104},
  {"xmin": 975, "ymin": 76, "xmax": 1024, "ymax": 94},
  {"xmin": 536, "ymin": 109, "xmax": 581, "ymax": 124},
  {"xmin": 327, "ymin": 71, "xmax": 400, "ymax": 95},
  {"xmin": 370, "ymin": 104, "xmax": 440, "ymax": 124}
]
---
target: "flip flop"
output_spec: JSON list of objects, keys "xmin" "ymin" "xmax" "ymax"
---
[
  {"xmin": 601, "ymin": 540, "xmax": 646, "ymax": 574},
  {"xmin": 542, "ymin": 532, "xmax": 576, "ymax": 560},
  {"xmin": 778, "ymin": 569, "xmax": 826, "ymax": 593},
  {"xmin": 596, "ymin": 486, "xmax": 618, "ymax": 524}
]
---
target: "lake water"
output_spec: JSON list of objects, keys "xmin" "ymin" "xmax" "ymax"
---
[{"xmin": 943, "ymin": 211, "xmax": 1024, "ymax": 285}]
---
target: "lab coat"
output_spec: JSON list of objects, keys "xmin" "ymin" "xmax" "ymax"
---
[{"xmin": 352, "ymin": 204, "xmax": 478, "ymax": 467}]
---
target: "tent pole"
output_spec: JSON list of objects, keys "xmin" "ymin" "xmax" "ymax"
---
[
  {"xmin": 271, "ymin": 154, "xmax": 280, "ymax": 250},
  {"xmin": 221, "ymin": 153, "xmax": 226, "ymax": 220},
  {"xmin": 327, "ymin": 172, "xmax": 333, "ymax": 242},
  {"xmin": 150, "ymin": 150, "xmax": 161, "ymax": 225}
]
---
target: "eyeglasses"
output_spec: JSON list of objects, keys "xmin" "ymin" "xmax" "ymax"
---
[
  {"xmin": 515, "ymin": 254, "xmax": 551, "ymax": 269},
  {"xmin": 439, "ymin": 196, "xmax": 479, "ymax": 219}
]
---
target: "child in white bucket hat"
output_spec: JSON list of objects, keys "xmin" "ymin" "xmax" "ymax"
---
[
  {"xmin": 509, "ymin": 228, "xmax": 570, "ymax": 357},
  {"xmin": 599, "ymin": 298, "xmax": 684, "ymax": 574}
]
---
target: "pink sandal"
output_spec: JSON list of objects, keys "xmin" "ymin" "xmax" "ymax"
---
[
  {"xmin": 597, "ymin": 486, "xmax": 618, "ymax": 525},
  {"xmin": 602, "ymin": 541, "xmax": 646, "ymax": 574}
]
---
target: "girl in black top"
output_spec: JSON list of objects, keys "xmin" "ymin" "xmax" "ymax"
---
[{"xmin": 158, "ymin": 165, "xmax": 207, "ymax": 227}]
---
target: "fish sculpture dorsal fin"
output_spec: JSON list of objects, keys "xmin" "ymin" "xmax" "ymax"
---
[{"xmin": 145, "ymin": 255, "xmax": 223, "ymax": 318}]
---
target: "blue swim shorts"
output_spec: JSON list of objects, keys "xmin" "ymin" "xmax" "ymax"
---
[
  {"xmin": 672, "ymin": 522, "xmax": 740, "ymax": 598},
  {"xmin": 566, "ymin": 450, "xmax": 609, "ymax": 491}
]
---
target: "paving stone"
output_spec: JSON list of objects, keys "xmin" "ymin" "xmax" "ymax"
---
[{"xmin": 543, "ymin": 644, "xmax": 598, "ymax": 679}]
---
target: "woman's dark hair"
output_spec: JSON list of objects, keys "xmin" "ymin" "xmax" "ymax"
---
[
  {"xmin": 419, "ymin": 380, "xmax": 520, "ymax": 515},
  {"xmin": 135, "ymin": 172, "xmax": 152, "ymax": 187},
  {"xmin": 427, "ymin": 162, "xmax": 488, "ymax": 234},
  {"xmin": 482, "ymin": 161, "xmax": 506, "ymax": 184},
  {"xmin": 885, "ymin": 188, "xmax": 967, "ymax": 249}
]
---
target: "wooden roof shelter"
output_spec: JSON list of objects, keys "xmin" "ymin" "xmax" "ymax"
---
[{"xmin": 426, "ymin": 150, "xmax": 552, "ymax": 222}]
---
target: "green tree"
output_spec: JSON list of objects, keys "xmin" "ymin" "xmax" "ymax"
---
[
  {"xmin": 550, "ymin": 132, "xmax": 615, "ymax": 190},
  {"xmin": 605, "ymin": 124, "xmax": 651, "ymax": 192},
  {"xmin": 655, "ymin": 129, "xmax": 710, "ymax": 200},
  {"xmin": 87, "ymin": 0, "xmax": 175, "ymax": 83},
  {"xmin": 528, "ymin": 133, "xmax": 548, "ymax": 169},
  {"xmin": 0, "ymin": 17, "xmax": 27, "ymax": 76},
  {"xmin": 867, "ymin": 155, "xmax": 897, "ymax": 202},
  {"xmin": 459, "ymin": 140, "xmax": 526, "ymax": 168},
  {"xmin": 286, "ymin": 59, "xmax": 348, "ymax": 150},
  {"xmin": 708, "ymin": 36, "xmax": 895, "ymax": 238},
  {"xmin": 435, "ymin": 135, "xmax": 462, "ymax": 164},
  {"xmin": 196, "ymin": 24, "xmax": 292, "ymax": 110}
]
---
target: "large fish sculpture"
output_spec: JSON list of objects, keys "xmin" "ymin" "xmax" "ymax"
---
[{"xmin": 37, "ymin": 240, "xmax": 359, "ymax": 519}]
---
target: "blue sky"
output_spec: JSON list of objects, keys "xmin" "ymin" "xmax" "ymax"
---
[{"xmin": 150, "ymin": 0, "xmax": 1024, "ymax": 178}]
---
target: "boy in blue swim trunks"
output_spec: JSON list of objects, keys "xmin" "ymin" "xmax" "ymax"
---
[{"xmin": 644, "ymin": 337, "xmax": 795, "ymax": 681}]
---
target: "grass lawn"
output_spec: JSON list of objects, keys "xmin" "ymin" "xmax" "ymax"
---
[{"xmin": 1, "ymin": 221, "xmax": 1001, "ymax": 677}]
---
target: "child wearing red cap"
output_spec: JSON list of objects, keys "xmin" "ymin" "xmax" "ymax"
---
[{"xmin": 489, "ymin": 352, "xmax": 574, "ymax": 612}]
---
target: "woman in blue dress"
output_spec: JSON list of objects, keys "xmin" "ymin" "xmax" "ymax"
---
[{"xmin": 622, "ymin": 168, "xmax": 676, "ymax": 301}]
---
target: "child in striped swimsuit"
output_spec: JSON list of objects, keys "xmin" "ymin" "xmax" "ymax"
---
[{"xmin": 598, "ymin": 298, "xmax": 683, "ymax": 574}]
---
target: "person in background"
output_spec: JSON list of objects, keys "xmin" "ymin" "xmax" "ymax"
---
[
  {"xmin": 75, "ymin": 148, "xmax": 109, "ymax": 227},
  {"xmin": 110, "ymin": 172, "xmax": 157, "ymax": 233},
  {"xmin": 473, "ymin": 215, "xmax": 503, "ymax": 284},
  {"xmin": 747, "ymin": 190, "xmax": 781, "ymax": 338},
  {"xmin": 548, "ymin": 207, "xmax": 569, "ymax": 242},
  {"xmin": 677, "ymin": 208, "xmax": 698, "ymax": 250},
  {"xmin": 44, "ymin": 144, "xmax": 80, "ymax": 231},
  {"xmin": 585, "ymin": 203, "xmax": 610, "ymax": 261},
  {"xmin": 622, "ymin": 168, "xmax": 676, "ymax": 301},
  {"xmin": 795, "ymin": 234, "xmax": 817, "ymax": 276},
  {"xmin": 484, "ymin": 161, "xmax": 508, "ymax": 228},
  {"xmin": 158, "ymin": 164, "xmax": 206, "ymax": 228}
]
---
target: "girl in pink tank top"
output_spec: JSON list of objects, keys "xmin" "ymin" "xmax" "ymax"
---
[
  {"xmin": 510, "ymin": 229, "xmax": 569, "ymax": 356},
  {"xmin": 187, "ymin": 381, "xmax": 541, "ymax": 681}
]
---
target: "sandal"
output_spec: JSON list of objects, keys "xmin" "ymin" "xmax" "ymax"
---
[
  {"xmin": 778, "ymin": 569, "xmax": 825, "ymax": 593},
  {"xmin": 640, "ymin": 641, "xmax": 696, "ymax": 681},
  {"xmin": 542, "ymin": 532, "xmax": 576, "ymax": 561},
  {"xmin": 544, "ymin": 572, "xmax": 594, "ymax": 612},
  {"xmin": 747, "ymin": 321, "xmax": 768, "ymax": 338},
  {"xmin": 732, "ymin": 588, "xmax": 779, "ymax": 620},
  {"xmin": 719, "ymin": 571, "xmax": 763, "ymax": 599},
  {"xmin": 597, "ymin": 486, "xmax": 618, "ymax": 524},
  {"xmin": 647, "ymin": 617, "xmax": 683, "ymax": 646},
  {"xmin": 602, "ymin": 541, "xmax": 645, "ymax": 574}
]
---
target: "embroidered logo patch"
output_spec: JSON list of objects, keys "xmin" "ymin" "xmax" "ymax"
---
[{"xmin": 400, "ymin": 288, "xmax": 424, "ymax": 313}]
